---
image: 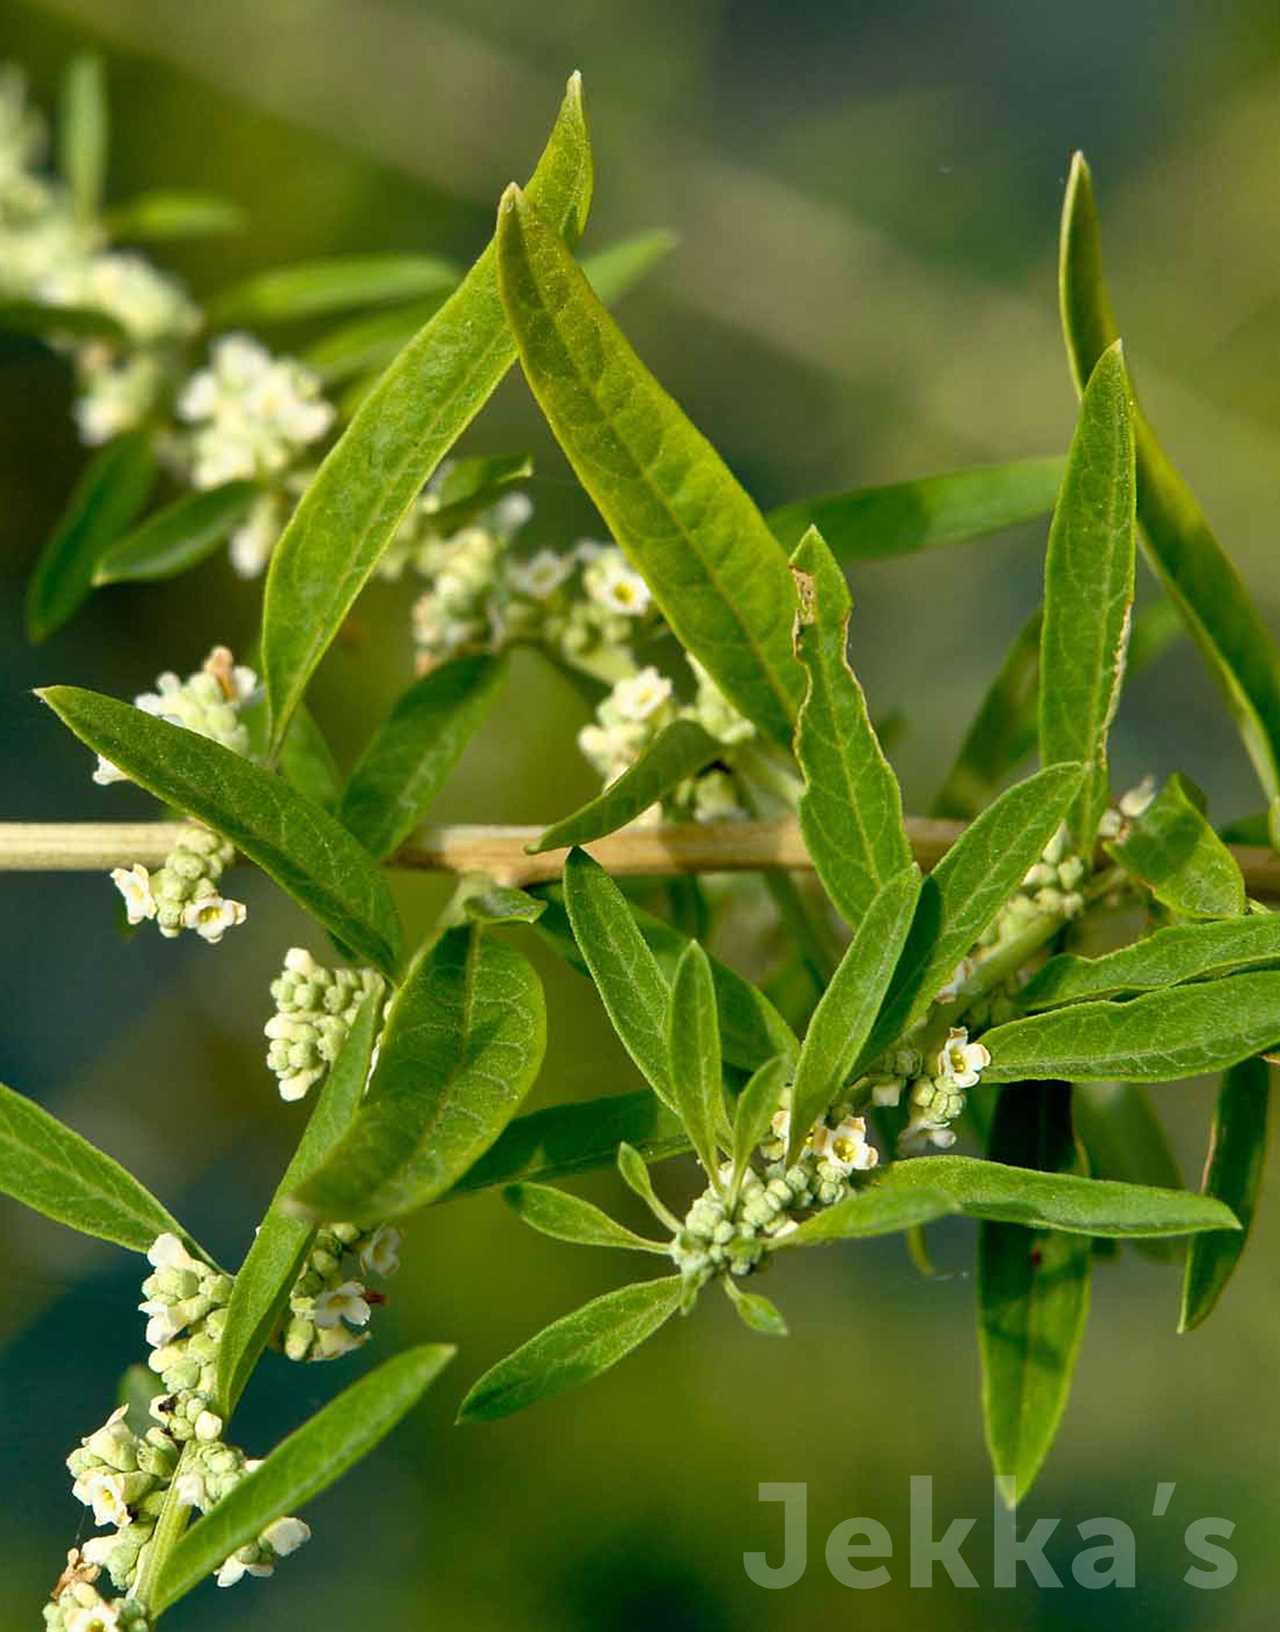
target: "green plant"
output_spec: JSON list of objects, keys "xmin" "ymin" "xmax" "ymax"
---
[{"xmin": 3, "ymin": 55, "xmax": 1277, "ymax": 1628}]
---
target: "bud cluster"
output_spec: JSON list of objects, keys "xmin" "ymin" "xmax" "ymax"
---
[
  {"xmin": 282, "ymin": 1221, "xmax": 402, "ymax": 1362},
  {"xmin": 43, "ymin": 1567, "xmax": 149, "ymax": 1632},
  {"xmin": 140, "ymin": 1233, "xmax": 232, "ymax": 1444},
  {"xmin": 265, "ymin": 947, "xmax": 384, "ymax": 1101}
]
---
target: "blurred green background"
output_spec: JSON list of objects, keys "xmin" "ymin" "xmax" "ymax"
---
[{"xmin": 4, "ymin": 0, "xmax": 1280, "ymax": 1625}]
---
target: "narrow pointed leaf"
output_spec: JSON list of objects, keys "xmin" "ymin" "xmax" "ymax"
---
[
  {"xmin": 616, "ymin": 1140, "xmax": 683, "ymax": 1230},
  {"xmin": 668, "ymin": 941, "xmax": 725, "ymax": 1178},
  {"xmin": 790, "ymin": 526, "xmax": 911, "ymax": 925},
  {"xmin": 277, "ymin": 704, "xmax": 342, "ymax": 811},
  {"xmin": 40, "ymin": 687, "xmax": 401, "ymax": 976},
  {"xmin": 723, "ymin": 1277, "xmax": 788, "ymax": 1336},
  {"xmin": 300, "ymin": 294, "xmax": 451, "ymax": 385},
  {"xmin": 534, "ymin": 887, "xmax": 796, "ymax": 1073},
  {"xmin": 769, "ymin": 456, "xmax": 1066, "ymax": 559},
  {"xmin": 1181, "ymin": 1057, "xmax": 1270, "ymax": 1330},
  {"xmin": 1022, "ymin": 915, "xmax": 1280, "ymax": 1009},
  {"xmin": 870, "ymin": 1153, "xmax": 1237, "ymax": 1236},
  {"xmin": 105, "ymin": 189, "xmax": 246, "ymax": 240},
  {"xmin": 531, "ymin": 721, "xmax": 721, "ymax": 852},
  {"xmin": 1061, "ymin": 153, "xmax": 1280, "ymax": 805},
  {"xmin": 0, "ymin": 1080, "xmax": 198, "ymax": 1256},
  {"xmin": 216, "ymin": 992, "xmax": 380, "ymax": 1416},
  {"xmin": 731, "ymin": 1055, "xmax": 791, "ymax": 1198},
  {"xmin": 152, "ymin": 1345, "xmax": 455, "ymax": 1614},
  {"xmin": 458, "ymin": 1276, "xmax": 684, "ymax": 1422},
  {"xmin": 26, "ymin": 430, "xmax": 156, "ymax": 641},
  {"xmin": 1039, "ymin": 341, "xmax": 1136, "ymax": 851},
  {"xmin": 61, "ymin": 55, "xmax": 107, "ymax": 223},
  {"xmin": 1107, "ymin": 773, "xmax": 1245, "ymax": 919},
  {"xmin": 983, "ymin": 972, "xmax": 1280, "ymax": 1083},
  {"xmin": 339, "ymin": 654, "xmax": 508, "ymax": 860},
  {"xmin": 261, "ymin": 75, "xmax": 592, "ymax": 751},
  {"xmin": 504, "ymin": 1182, "xmax": 667, "ymax": 1252},
  {"xmin": 1074, "ymin": 1080, "xmax": 1181, "ymax": 1261},
  {"xmin": 94, "ymin": 480, "xmax": 259, "ymax": 584},
  {"xmin": 769, "ymin": 1184, "xmax": 958, "ymax": 1248},
  {"xmin": 979, "ymin": 1084, "xmax": 1091, "ymax": 1503},
  {"xmin": 788, "ymin": 867, "xmax": 920, "ymax": 1160},
  {"xmin": 562, "ymin": 849, "xmax": 674, "ymax": 1106},
  {"xmin": 496, "ymin": 186, "xmax": 802, "ymax": 747},
  {"xmin": 212, "ymin": 253, "xmax": 459, "ymax": 326},
  {"xmin": 462, "ymin": 884, "xmax": 547, "ymax": 925},
  {"xmin": 291, "ymin": 926, "xmax": 545, "ymax": 1225},
  {"xmin": 582, "ymin": 227, "xmax": 678, "ymax": 303},
  {"xmin": 448, "ymin": 1092, "xmax": 687, "ymax": 1197},
  {"xmin": 861, "ymin": 764, "xmax": 1082, "ymax": 1064}
]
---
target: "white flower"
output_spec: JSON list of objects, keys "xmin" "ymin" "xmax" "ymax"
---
[
  {"xmin": 813, "ymin": 1115, "xmax": 878, "ymax": 1175},
  {"xmin": 870, "ymin": 1077, "xmax": 905, "ymax": 1107},
  {"xmin": 609, "ymin": 666, "xmax": 672, "ymax": 723},
  {"xmin": 181, "ymin": 894, "xmax": 247, "ymax": 944},
  {"xmin": 584, "ymin": 550, "xmax": 651, "ymax": 616},
  {"xmin": 140, "ymin": 1300, "xmax": 184, "ymax": 1350},
  {"xmin": 216, "ymin": 1551, "xmax": 274, "ymax": 1587},
  {"xmin": 67, "ymin": 1601, "xmax": 124, "ymax": 1632},
  {"xmin": 79, "ymin": 1530, "xmax": 126, "ymax": 1567},
  {"xmin": 261, "ymin": 1516, "xmax": 311, "ymax": 1558},
  {"xmin": 93, "ymin": 754, "xmax": 127, "ymax": 787},
  {"xmin": 359, "ymin": 1224, "xmax": 402, "ymax": 1279},
  {"xmin": 933, "ymin": 1027, "xmax": 990, "ymax": 1090},
  {"xmin": 72, "ymin": 1469, "xmax": 131, "ymax": 1529},
  {"xmin": 148, "ymin": 1232, "xmax": 198, "ymax": 1273},
  {"xmin": 175, "ymin": 1470, "xmax": 208, "ymax": 1510},
  {"xmin": 311, "ymin": 1280, "xmax": 372, "ymax": 1329},
  {"xmin": 179, "ymin": 334, "xmax": 333, "ymax": 489},
  {"xmin": 508, "ymin": 548, "xmax": 572, "ymax": 599},
  {"xmin": 110, "ymin": 864, "xmax": 157, "ymax": 926},
  {"xmin": 228, "ymin": 493, "xmax": 283, "ymax": 579},
  {"xmin": 312, "ymin": 1323, "xmax": 370, "ymax": 1361},
  {"xmin": 41, "ymin": 251, "xmax": 198, "ymax": 343},
  {"xmin": 194, "ymin": 1409, "xmax": 224, "ymax": 1442}
]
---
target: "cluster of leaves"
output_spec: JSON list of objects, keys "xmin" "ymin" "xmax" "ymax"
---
[{"xmin": 5, "ymin": 61, "xmax": 1280, "ymax": 1623}]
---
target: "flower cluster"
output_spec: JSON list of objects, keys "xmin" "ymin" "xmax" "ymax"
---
[
  {"xmin": 43, "ymin": 1560, "xmax": 149, "ymax": 1632},
  {"xmin": 175, "ymin": 1442, "xmax": 311, "ymax": 1586},
  {"xmin": 264, "ymin": 947, "xmax": 384, "ymax": 1101},
  {"xmin": 176, "ymin": 333, "xmax": 333, "ymax": 492},
  {"xmin": 139, "ymin": 1233, "xmax": 233, "ymax": 1444},
  {"xmin": 281, "ymin": 1220, "xmax": 402, "ymax": 1363}
]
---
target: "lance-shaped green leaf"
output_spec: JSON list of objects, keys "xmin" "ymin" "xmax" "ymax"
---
[
  {"xmin": 40, "ymin": 687, "xmax": 401, "ymax": 976},
  {"xmin": 723, "ymin": 1277, "xmax": 788, "ymax": 1336},
  {"xmin": 582, "ymin": 227, "xmax": 678, "ymax": 303},
  {"xmin": 869, "ymin": 1153, "xmax": 1237, "ymax": 1236},
  {"xmin": 496, "ymin": 186, "xmax": 802, "ymax": 747},
  {"xmin": 291, "ymin": 926, "xmax": 545, "ymax": 1225},
  {"xmin": 504, "ymin": 1182, "xmax": 667, "ymax": 1252},
  {"xmin": 447, "ymin": 1091, "xmax": 688, "ymax": 1196},
  {"xmin": 532, "ymin": 887, "xmax": 796, "ymax": 1073},
  {"xmin": 260, "ymin": 75, "xmax": 592, "ymax": 752},
  {"xmin": 0, "ymin": 1080, "xmax": 199, "ymax": 1257},
  {"xmin": 1181, "ymin": 1057, "xmax": 1271, "ymax": 1331},
  {"xmin": 1022, "ymin": 915, "xmax": 1280, "ymax": 1010},
  {"xmin": 277, "ymin": 704, "xmax": 342, "ymax": 812},
  {"xmin": 1074, "ymin": 1080, "xmax": 1181, "ymax": 1262},
  {"xmin": 152, "ymin": 1344, "xmax": 454, "ymax": 1614},
  {"xmin": 668, "ymin": 941, "xmax": 726, "ymax": 1178},
  {"xmin": 531, "ymin": 721, "xmax": 722, "ymax": 853},
  {"xmin": 979, "ymin": 1083, "xmax": 1092, "ymax": 1504},
  {"xmin": 861, "ymin": 764, "xmax": 1083, "ymax": 1065},
  {"xmin": 215, "ymin": 993, "xmax": 380, "ymax": 1416},
  {"xmin": 788, "ymin": 867, "xmax": 920, "ymax": 1161},
  {"xmin": 1107, "ymin": 773, "xmax": 1245, "ymax": 919},
  {"xmin": 26, "ymin": 430, "xmax": 156, "ymax": 641},
  {"xmin": 458, "ymin": 1275, "xmax": 684, "ymax": 1423},
  {"xmin": 769, "ymin": 1183, "xmax": 958, "ymax": 1248},
  {"xmin": 212, "ymin": 253, "xmax": 459, "ymax": 326},
  {"xmin": 1061, "ymin": 153, "xmax": 1280, "ymax": 805},
  {"xmin": 562, "ymin": 849, "xmax": 675, "ymax": 1106},
  {"xmin": 730, "ymin": 1055, "xmax": 791, "ymax": 1201},
  {"xmin": 1039, "ymin": 341, "xmax": 1136, "ymax": 851},
  {"xmin": 61, "ymin": 55, "xmax": 107, "ymax": 224},
  {"xmin": 462, "ymin": 884, "xmax": 547, "ymax": 925},
  {"xmin": 94, "ymin": 480, "xmax": 259, "ymax": 584},
  {"xmin": 933, "ymin": 608, "xmax": 1042, "ymax": 821},
  {"xmin": 616, "ymin": 1140, "xmax": 683, "ymax": 1230},
  {"xmin": 340, "ymin": 655, "xmax": 508, "ymax": 860},
  {"xmin": 105, "ymin": 189, "xmax": 246, "ymax": 240},
  {"xmin": 769, "ymin": 456, "xmax": 1066, "ymax": 559},
  {"xmin": 982, "ymin": 971, "xmax": 1280, "ymax": 1084},
  {"xmin": 790, "ymin": 526, "xmax": 911, "ymax": 926}
]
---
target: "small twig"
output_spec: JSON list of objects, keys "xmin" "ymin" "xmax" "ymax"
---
[{"xmin": 3, "ymin": 819, "xmax": 1279, "ymax": 897}]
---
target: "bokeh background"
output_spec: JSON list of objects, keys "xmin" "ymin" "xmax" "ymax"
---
[{"xmin": 4, "ymin": 0, "xmax": 1280, "ymax": 1626}]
